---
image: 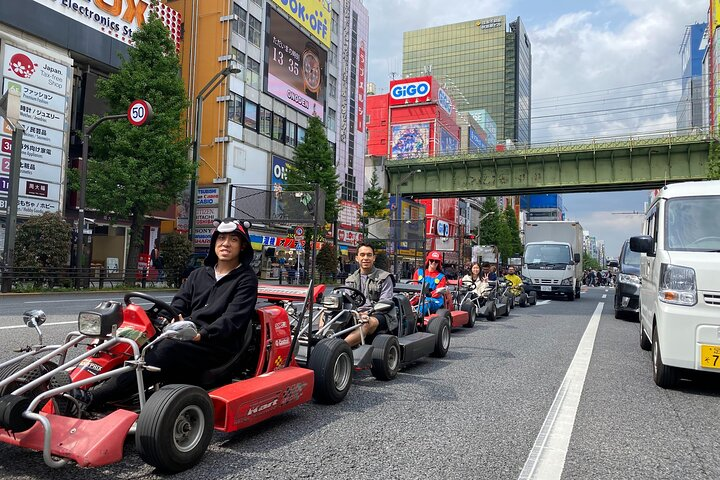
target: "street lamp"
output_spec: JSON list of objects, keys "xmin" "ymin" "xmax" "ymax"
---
[
  {"xmin": 393, "ymin": 169, "xmax": 422, "ymax": 277},
  {"xmin": 188, "ymin": 63, "xmax": 242, "ymax": 243}
]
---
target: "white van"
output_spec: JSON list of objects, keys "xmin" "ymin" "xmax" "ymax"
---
[{"xmin": 630, "ymin": 180, "xmax": 720, "ymax": 388}]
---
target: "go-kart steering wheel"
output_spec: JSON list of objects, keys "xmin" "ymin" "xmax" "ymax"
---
[
  {"xmin": 124, "ymin": 292, "xmax": 182, "ymax": 324},
  {"xmin": 331, "ymin": 286, "xmax": 366, "ymax": 309}
]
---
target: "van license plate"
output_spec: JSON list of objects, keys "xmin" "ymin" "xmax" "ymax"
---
[
  {"xmin": 541, "ymin": 286, "xmax": 551, "ymax": 292},
  {"xmin": 700, "ymin": 345, "xmax": 720, "ymax": 369}
]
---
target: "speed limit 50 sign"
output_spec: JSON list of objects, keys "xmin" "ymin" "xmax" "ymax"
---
[{"xmin": 127, "ymin": 100, "xmax": 154, "ymax": 126}]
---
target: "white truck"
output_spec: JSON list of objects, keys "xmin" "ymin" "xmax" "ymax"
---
[{"xmin": 522, "ymin": 221, "xmax": 583, "ymax": 301}]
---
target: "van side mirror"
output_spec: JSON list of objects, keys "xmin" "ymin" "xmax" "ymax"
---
[
  {"xmin": 630, "ymin": 235, "xmax": 653, "ymax": 254},
  {"xmin": 573, "ymin": 253, "xmax": 581, "ymax": 263}
]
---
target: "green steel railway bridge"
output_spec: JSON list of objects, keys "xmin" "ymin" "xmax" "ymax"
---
[{"xmin": 385, "ymin": 133, "xmax": 714, "ymax": 197}]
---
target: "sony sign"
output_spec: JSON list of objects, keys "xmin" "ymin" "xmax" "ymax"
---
[{"xmin": 390, "ymin": 80, "xmax": 430, "ymax": 102}]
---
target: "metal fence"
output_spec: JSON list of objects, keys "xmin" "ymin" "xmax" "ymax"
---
[{"xmin": 0, "ymin": 266, "xmax": 183, "ymax": 292}]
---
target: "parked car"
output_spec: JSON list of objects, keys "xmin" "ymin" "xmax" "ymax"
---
[
  {"xmin": 613, "ymin": 239, "xmax": 641, "ymax": 320},
  {"xmin": 630, "ymin": 180, "xmax": 720, "ymax": 388}
]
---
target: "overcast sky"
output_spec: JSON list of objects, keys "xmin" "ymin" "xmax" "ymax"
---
[{"xmin": 363, "ymin": 0, "xmax": 708, "ymax": 257}]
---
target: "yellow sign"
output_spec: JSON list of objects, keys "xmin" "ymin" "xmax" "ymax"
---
[{"xmin": 271, "ymin": 0, "xmax": 332, "ymax": 48}]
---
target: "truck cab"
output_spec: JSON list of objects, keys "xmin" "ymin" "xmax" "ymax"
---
[{"xmin": 522, "ymin": 241, "xmax": 581, "ymax": 300}]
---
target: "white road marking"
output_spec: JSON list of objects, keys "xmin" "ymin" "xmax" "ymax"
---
[
  {"xmin": 0, "ymin": 321, "xmax": 76, "ymax": 330},
  {"xmin": 605, "ymin": 289, "xmax": 609, "ymax": 292},
  {"xmin": 601, "ymin": 294, "xmax": 607, "ymax": 299},
  {"xmin": 518, "ymin": 302, "xmax": 604, "ymax": 480},
  {"xmin": 535, "ymin": 300, "xmax": 552, "ymax": 306},
  {"xmin": 24, "ymin": 295, "xmax": 174, "ymax": 304}
]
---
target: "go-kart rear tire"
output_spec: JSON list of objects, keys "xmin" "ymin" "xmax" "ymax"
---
[
  {"xmin": 485, "ymin": 302, "xmax": 497, "ymax": 322},
  {"xmin": 428, "ymin": 316, "xmax": 450, "ymax": 358},
  {"xmin": 370, "ymin": 335, "xmax": 401, "ymax": 381},
  {"xmin": 308, "ymin": 338, "xmax": 353, "ymax": 404},
  {"xmin": 0, "ymin": 358, "xmax": 65, "ymax": 412},
  {"xmin": 518, "ymin": 293, "xmax": 527, "ymax": 307},
  {"xmin": 461, "ymin": 302, "xmax": 476, "ymax": 328},
  {"xmin": 528, "ymin": 291, "xmax": 537, "ymax": 305},
  {"xmin": 136, "ymin": 384, "xmax": 214, "ymax": 473}
]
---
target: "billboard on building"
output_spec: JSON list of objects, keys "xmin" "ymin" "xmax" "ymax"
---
[
  {"xmin": 29, "ymin": 0, "xmax": 182, "ymax": 50},
  {"xmin": 468, "ymin": 126, "xmax": 487, "ymax": 152},
  {"xmin": 266, "ymin": 8, "xmax": 326, "ymax": 121},
  {"xmin": 439, "ymin": 127, "xmax": 458, "ymax": 155},
  {"xmin": 270, "ymin": 0, "xmax": 332, "ymax": 48},
  {"xmin": 389, "ymin": 76, "xmax": 433, "ymax": 106},
  {"xmin": 390, "ymin": 123, "xmax": 430, "ymax": 159}
]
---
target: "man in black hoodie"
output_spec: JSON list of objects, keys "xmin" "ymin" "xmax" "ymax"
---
[{"xmin": 77, "ymin": 218, "xmax": 258, "ymax": 407}]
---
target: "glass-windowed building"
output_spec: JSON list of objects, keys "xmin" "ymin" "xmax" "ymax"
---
[
  {"xmin": 402, "ymin": 16, "xmax": 531, "ymax": 146},
  {"xmin": 677, "ymin": 22, "xmax": 707, "ymax": 132}
]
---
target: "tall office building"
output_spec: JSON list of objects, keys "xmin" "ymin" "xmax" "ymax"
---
[
  {"xmin": 178, "ymin": 0, "xmax": 369, "ymax": 275},
  {"xmin": 677, "ymin": 22, "xmax": 707, "ymax": 132},
  {"xmin": 402, "ymin": 16, "xmax": 531, "ymax": 145}
]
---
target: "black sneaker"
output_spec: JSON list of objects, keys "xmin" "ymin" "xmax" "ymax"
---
[{"xmin": 67, "ymin": 387, "xmax": 94, "ymax": 411}]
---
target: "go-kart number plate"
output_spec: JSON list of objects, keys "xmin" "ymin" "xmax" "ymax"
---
[
  {"xmin": 540, "ymin": 286, "xmax": 551, "ymax": 292},
  {"xmin": 701, "ymin": 345, "xmax": 720, "ymax": 369}
]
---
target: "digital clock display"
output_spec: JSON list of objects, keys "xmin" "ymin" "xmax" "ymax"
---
[{"xmin": 266, "ymin": 8, "xmax": 326, "ymax": 120}]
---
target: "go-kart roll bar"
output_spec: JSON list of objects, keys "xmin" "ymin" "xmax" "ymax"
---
[
  {"xmin": 14, "ymin": 336, "xmax": 141, "ymax": 400},
  {"xmin": 0, "ymin": 335, "xmax": 85, "ymax": 392},
  {"xmin": 285, "ymin": 279, "xmax": 315, "ymax": 368}
]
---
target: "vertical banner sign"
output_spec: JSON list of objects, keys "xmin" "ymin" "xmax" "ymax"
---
[
  {"xmin": 357, "ymin": 42, "xmax": 366, "ymax": 132},
  {"xmin": 1, "ymin": 45, "xmax": 69, "ymax": 216}
]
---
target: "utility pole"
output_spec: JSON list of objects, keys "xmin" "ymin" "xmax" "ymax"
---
[{"xmin": 0, "ymin": 89, "xmax": 23, "ymax": 293}]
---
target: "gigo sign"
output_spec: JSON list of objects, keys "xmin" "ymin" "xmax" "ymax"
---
[
  {"xmin": 389, "ymin": 76, "xmax": 433, "ymax": 106},
  {"xmin": 391, "ymin": 81, "xmax": 430, "ymax": 101},
  {"xmin": 436, "ymin": 220, "xmax": 450, "ymax": 237}
]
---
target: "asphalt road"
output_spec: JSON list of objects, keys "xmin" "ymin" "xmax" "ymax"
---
[{"xmin": 0, "ymin": 287, "xmax": 719, "ymax": 479}]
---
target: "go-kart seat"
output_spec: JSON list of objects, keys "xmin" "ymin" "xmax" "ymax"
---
[
  {"xmin": 197, "ymin": 311, "xmax": 258, "ymax": 387},
  {"xmin": 393, "ymin": 294, "xmax": 416, "ymax": 335}
]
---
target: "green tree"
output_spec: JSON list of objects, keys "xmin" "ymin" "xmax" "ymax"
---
[
  {"xmin": 503, "ymin": 206, "xmax": 523, "ymax": 259},
  {"xmin": 86, "ymin": 13, "xmax": 192, "ymax": 284},
  {"xmin": 496, "ymin": 210, "xmax": 513, "ymax": 263},
  {"xmin": 15, "ymin": 213, "xmax": 72, "ymax": 287},
  {"xmin": 710, "ymin": 141, "xmax": 720, "ymax": 180},
  {"xmin": 316, "ymin": 242, "xmax": 338, "ymax": 281},
  {"xmin": 477, "ymin": 197, "xmax": 502, "ymax": 246},
  {"xmin": 286, "ymin": 115, "xmax": 341, "ymax": 273},
  {"xmin": 362, "ymin": 169, "xmax": 389, "ymax": 239},
  {"xmin": 160, "ymin": 232, "xmax": 193, "ymax": 287},
  {"xmin": 583, "ymin": 252, "xmax": 601, "ymax": 271}
]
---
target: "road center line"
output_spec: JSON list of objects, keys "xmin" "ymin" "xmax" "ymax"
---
[
  {"xmin": 518, "ymin": 302, "xmax": 604, "ymax": 480},
  {"xmin": 24, "ymin": 296, "xmax": 174, "ymax": 304}
]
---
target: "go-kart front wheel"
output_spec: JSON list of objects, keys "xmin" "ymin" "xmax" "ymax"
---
[
  {"xmin": 308, "ymin": 338, "xmax": 353, "ymax": 404},
  {"xmin": 136, "ymin": 384, "xmax": 214, "ymax": 473},
  {"xmin": 370, "ymin": 335, "xmax": 401, "ymax": 381}
]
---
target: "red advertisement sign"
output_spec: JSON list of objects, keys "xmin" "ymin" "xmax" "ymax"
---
[{"xmin": 357, "ymin": 42, "xmax": 366, "ymax": 132}]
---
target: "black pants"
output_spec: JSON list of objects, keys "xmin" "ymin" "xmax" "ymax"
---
[{"xmin": 90, "ymin": 338, "xmax": 234, "ymax": 405}]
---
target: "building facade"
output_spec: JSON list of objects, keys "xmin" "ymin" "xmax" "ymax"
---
[
  {"xmin": 176, "ymin": 0, "xmax": 369, "ymax": 277},
  {"xmin": 677, "ymin": 22, "xmax": 708, "ymax": 132},
  {"xmin": 402, "ymin": 16, "xmax": 531, "ymax": 146},
  {"xmin": 0, "ymin": 0, "xmax": 182, "ymax": 270}
]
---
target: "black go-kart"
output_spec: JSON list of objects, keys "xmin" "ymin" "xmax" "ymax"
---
[{"xmin": 292, "ymin": 284, "xmax": 450, "ymax": 381}]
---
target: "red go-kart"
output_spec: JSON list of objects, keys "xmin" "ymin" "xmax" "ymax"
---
[{"xmin": 0, "ymin": 284, "xmax": 350, "ymax": 472}]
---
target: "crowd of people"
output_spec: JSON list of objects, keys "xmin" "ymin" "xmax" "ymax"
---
[{"xmin": 582, "ymin": 269, "xmax": 614, "ymax": 287}]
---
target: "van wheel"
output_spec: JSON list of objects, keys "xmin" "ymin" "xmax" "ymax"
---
[
  {"xmin": 652, "ymin": 328, "xmax": 678, "ymax": 388},
  {"xmin": 639, "ymin": 324, "xmax": 651, "ymax": 351}
]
